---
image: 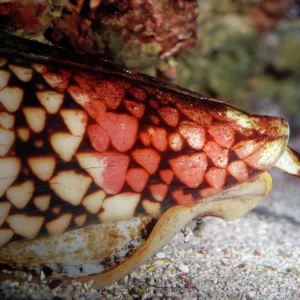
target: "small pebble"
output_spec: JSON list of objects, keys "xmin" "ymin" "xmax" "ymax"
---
[
  {"xmin": 49, "ymin": 280, "xmax": 62, "ymax": 290},
  {"xmin": 177, "ymin": 264, "xmax": 190, "ymax": 273},
  {"xmin": 247, "ymin": 290, "xmax": 256, "ymax": 297},
  {"xmin": 156, "ymin": 252, "xmax": 165, "ymax": 259},
  {"xmin": 40, "ymin": 271, "xmax": 45, "ymax": 281}
]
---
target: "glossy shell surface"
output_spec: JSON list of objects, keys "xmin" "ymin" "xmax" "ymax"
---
[{"xmin": 0, "ymin": 33, "xmax": 296, "ymax": 287}]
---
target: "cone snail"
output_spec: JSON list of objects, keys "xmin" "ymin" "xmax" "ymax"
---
[{"xmin": 0, "ymin": 32, "xmax": 299, "ymax": 288}]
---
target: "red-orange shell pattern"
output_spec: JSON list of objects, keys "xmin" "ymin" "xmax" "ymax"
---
[{"xmin": 0, "ymin": 49, "xmax": 288, "ymax": 247}]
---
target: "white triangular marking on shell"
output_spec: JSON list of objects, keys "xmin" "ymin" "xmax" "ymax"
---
[
  {"xmin": 142, "ymin": 200, "xmax": 161, "ymax": 215},
  {"xmin": 0, "ymin": 157, "xmax": 21, "ymax": 197},
  {"xmin": 98, "ymin": 193, "xmax": 140, "ymax": 222},
  {"xmin": 6, "ymin": 180, "xmax": 35, "ymax": 209},
  {"xmin": 17, "ymin": 127, "xmax": 30, "ymax": 142},
  {"xmin": 60, "ymin": 109, "xmax": 87, "ymax": 136},
  {"xmin": 7, "ymin": 214, "xmax": 44, "ymax": 239},
  {"xmin": 82, "ymin": 190, "xmax": 106, "ymax": 214},
  {"xmin": 74, "ymin": 214, "xmax": 87, "ymax": 226},
  {"xmin": 0, "ymin": 112, "xmax": 15, "ymax": 129},
  {"xmin": 31, "ymin": 63, "xmax": 47, "ymax": 74},
  {"xmin": 0, "ymin": 86, "xmax": 24, "ymax": 112},
  {"xmin": 50, "ymin": 133, "xmax": 82, "ymax": 162},
  {"xmin": 27, "ymin": 156, "xmax": 56, "ymax": 181},
  {"xmin": 8, "ymin": 65, "xmax": 33, "ymax": 82},
  {"xmin": 0, "ymin": 70, "xmax": 10, "ymax": 90},
  {"xmin": 46, "ymin": 214, "xmax": 72, "ymax": 236},
  {"xmin": 0, "ymin": 229, "xmax": 13, "ymax": 247},
  {"xmin": 22, "ymin": 107, "xmax": 46, "ymax": 133},
  {"xmin": 67, "ymin": 85, "xmax": 89, "ymax": 106},
  {"xmin": 43, "ymin": 72, "xmax": 70, "ymax": 91},
  {"xmin": 76, "ymin": 153, "xmax": 107, "ymax": 188},
  {"xmin": 0, "ymin": 58, "xmax": 7, "ymax": 67},
  {"xmin": 33, "ymin": 195, "xmax": 51, "ymax": 212},
  {"xmin": 0, "ymin": 202, "xmax": 11, "ymax": 227},
  {"xmin": 0, "ymin": 128, "xmax": 15, "ymax": 156},
  {"xmin": 49, "ymin": 170, "xmax": 92, "ymax": 206},
  {"xmin": 36, "ymin": 90, "xmax": 64, "ymax": 114}
]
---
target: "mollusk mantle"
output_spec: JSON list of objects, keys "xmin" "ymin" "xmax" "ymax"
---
[{"xmin": 0, "ymin": 32, "xmax": 299, "ymax": 288}]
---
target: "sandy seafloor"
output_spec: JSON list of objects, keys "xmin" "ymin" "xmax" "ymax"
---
[{"xmin": 0, "ymin": 152, "xmax": 299, "ymax": 299}]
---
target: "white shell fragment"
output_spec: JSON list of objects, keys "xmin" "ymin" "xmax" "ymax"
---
[
  {"xmin": 177, "ymin": 264, "xmax": 190, "ymax": 273},
  {"xmin": 49, "ymin": 170, "xmax": 92, "ymax": 206}
]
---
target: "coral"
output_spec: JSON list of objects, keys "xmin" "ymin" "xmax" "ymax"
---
[{"xmin": 0, "ymin": 0, "xmax": 198, "ymax": 68}]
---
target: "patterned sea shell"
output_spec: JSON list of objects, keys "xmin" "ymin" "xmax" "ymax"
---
[{"xmin": 0, "ymin": 32, "xmax": 299, "ymax": 288}]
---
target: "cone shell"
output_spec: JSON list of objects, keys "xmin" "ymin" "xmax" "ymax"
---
[
  {"xmin": 0, "ymin": 33, "xmax": 291, "ymax": 286},
  {"xmin": 0, "ymin": 33, "xmax": 290, "ymax": 247}
]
